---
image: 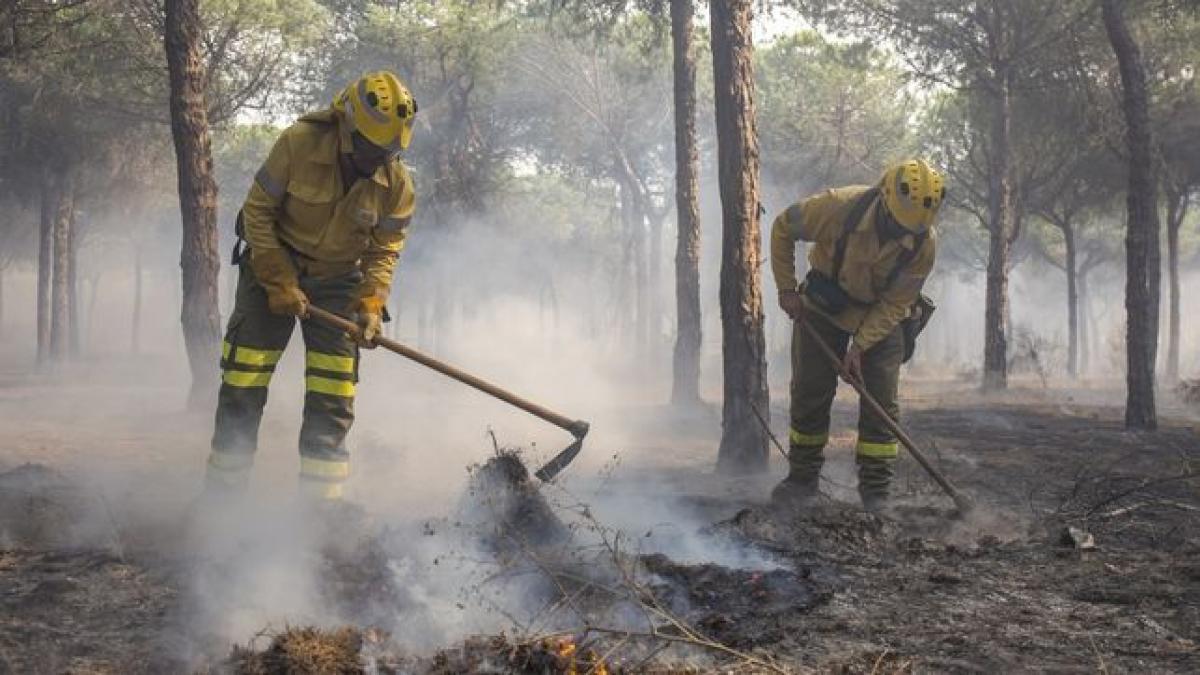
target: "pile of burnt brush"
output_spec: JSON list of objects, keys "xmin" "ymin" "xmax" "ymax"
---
[
  {"xmin": 227, "ymin": 450, "xmax": 829, "ymax": 674},
  {"xmin": 229, "ymin": 626, "xmax": 611, "ymax": 675}
]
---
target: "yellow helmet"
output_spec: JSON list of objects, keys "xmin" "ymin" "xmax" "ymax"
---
[
  {"xmin": 333, "ymin": 71, "xmax": 417, "ymax": 152},
  {"xmin": 879, "ymin": 159, "xmax": 945, "ymax": 232}
]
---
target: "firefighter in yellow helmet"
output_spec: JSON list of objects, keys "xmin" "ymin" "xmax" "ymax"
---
[
  {"xmin": 768, "ymin": 159, "xmax": 944, "ymax": 512},
  {"xmin": 206, "ymin": 71, "xmax": 418, "ymax": 502}
]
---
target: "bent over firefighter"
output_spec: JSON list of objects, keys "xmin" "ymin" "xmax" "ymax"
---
[{"xmin": 769, "ymin": 159, "xmax": 944, "ymax": 512}]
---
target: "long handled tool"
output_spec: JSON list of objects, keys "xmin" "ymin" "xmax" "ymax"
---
[
  {"xmin": 800, "ymin": 318, "xmax": 975, "ymax": 513},
  {"xmin": 306, "ymin": 306, "xmax": 590, "ymax": 481}
]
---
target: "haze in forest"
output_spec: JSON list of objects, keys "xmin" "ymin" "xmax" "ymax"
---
[{"xmin": 1, "ymin": 0, "xmax": 1199, "ymax": 666}]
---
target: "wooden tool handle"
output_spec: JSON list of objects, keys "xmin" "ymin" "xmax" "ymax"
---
[
  {"xmin": 306, "ymin": 306, "xmax": 588, "ymax": 438},
  {"xmin": 800, "ymin": 318, "xmax": 974, "ymax": 512}
]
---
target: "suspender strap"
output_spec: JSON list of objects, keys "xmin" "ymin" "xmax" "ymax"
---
[
  {"xmin": 830, "ymin": 186, "xmax": 927, "ymax": 297},
  {"xmin": 831, "ymin": 187, "xmax": 880, "ymax": 284},
  {"xmin": 885, "ymin": 230, "xmax": 929, "ymax": 288}
]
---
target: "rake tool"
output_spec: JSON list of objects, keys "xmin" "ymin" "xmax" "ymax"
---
[
  {"xmin": 306, "ymin": 306, "xmax": 590, "ymax": 482},
  {"xmin": 800, "ymin": 317, "xmax": 975, "ymax": 514}
]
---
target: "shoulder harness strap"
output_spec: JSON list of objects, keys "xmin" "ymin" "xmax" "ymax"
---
[
  {"xmin": 886, "ymin": 230, "xmax": 929, "ymax": 287},
  {"xmin": 831, "ymin": 187, "xmax": 880, "ymax": 284}
]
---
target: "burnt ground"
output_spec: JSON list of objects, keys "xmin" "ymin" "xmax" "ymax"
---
[{"xmin": 0, "ymin": 379, "xmax": 1197, "ymax": 673}]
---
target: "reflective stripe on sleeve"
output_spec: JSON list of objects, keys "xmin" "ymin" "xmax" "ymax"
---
[
  {"xmin": 305, "ymin": 375, "xmax": 355, "ymax": 397},
  {"xmin": 379, "ymin": 215, "xmax": 411, "ymax": 232},
  {"xmin": 856, "ymin": 440, "xmax": 899, "ymax": 459},
  {"xmin": 255, "ymin": 166, "xmax": 286, "ymax": 200},
  {"xmin": 790, "ymin": 428, "xmax": 829, "ymax": 447},
  {"xmin": 783, "ymin": 204, "xmax": 803, "ymax": 230}
]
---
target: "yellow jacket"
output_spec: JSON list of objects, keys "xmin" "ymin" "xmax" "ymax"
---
[
  {"xmin": 770, "ymin": 185, "xmax": 936, "ymax": 351},
  {"xmin": 243, "ymin": 109, "xmax": 416, "ymax": 306}
]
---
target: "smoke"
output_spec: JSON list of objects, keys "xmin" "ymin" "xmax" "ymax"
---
[{"xmin": 1, "ymin": 74, "xmax": 1198, "ymax": 671}]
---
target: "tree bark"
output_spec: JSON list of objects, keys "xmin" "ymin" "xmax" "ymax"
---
[
  {"xmin": 1164, "ymin": 186, "xmax": 1186, "ymax": 383},
  {"xmin": 710, "ymin": 0, "xmax": 768, "ymax": 474},
  {"xmin": 1063, "ymin": 223, "xmax": 1079, "ymax": 379},
  {"xmin": 650, "ymin": 208, "xmax": 664, "ymax": 357},
  {"xmin": 86, "ymin": 273, "xmax": 101, "ymax": 349},
  {"xmin": 982, "ymin": 72, "xmax": 1014, "ymax": 391},
  {"xmin": 165, "ymin": 0, "xmax": 222, "ymax": 408},
  {"xmin": 1079, "ymin": 273, "xmax": 1090, "ymax": 375},
  {"xmin": 37, "ymin": 176, "xmax": 53, "ymax": 364},
  {"xmin": 1102, "ymin": 0, "xmax": 1160, "ymax": 430},
  {"xmin": 50, "ymin": 170, "xmax": 74, "ymax": 362},
  {"xmin": 68, "ymin": 207, "xmax": 79, "ymax": 357},
  {"xmin": 671, "ymin": 0, "xmax": 702, "ymax": 405},
  {"xmin": 632, "ymin": 181, "xmax": 648, "ymax": 359}
]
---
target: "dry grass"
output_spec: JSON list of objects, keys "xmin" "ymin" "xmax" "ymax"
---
[{"xmin": 231, "ymin": 626, "xmax": 364, "ymax": 675}]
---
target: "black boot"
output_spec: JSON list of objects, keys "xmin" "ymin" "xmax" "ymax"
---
[
  {"xmin": 860, "ymin": 490, "xmax": 888, "ymax": 514},
  {"xmin": 770, "ymin": 471, "xmax": 820, "ymax": 508},
  {"xmin": 857, "ymin": 455, "xmax": 895, "ymax": 514}
]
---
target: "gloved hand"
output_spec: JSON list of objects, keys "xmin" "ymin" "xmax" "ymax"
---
[
  {"xmin": 779, "ymin": 289, "xmax": 805, "ymax": 321},
  {"xmin": 842, "ymin": 343, "xmax": 864, "ymax": 384},
  {"xmin": 354, "ymin": 296, "xmax": 384, "ymax": 348},
  {"xmin": 250, "ymin": 248, "xmax": 309, "ymax": 317}
]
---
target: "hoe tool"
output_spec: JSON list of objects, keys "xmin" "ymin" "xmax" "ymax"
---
[
  {"xmin": 801, "ymin": 317, "xmax": 975, "ymax": 514},
  {"xmin": 306, "ymin": 306, "xmax": 590, "ymax": 481}
]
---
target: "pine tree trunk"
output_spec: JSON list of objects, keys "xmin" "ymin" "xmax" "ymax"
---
[
  {"xmin": 68, "ymin": 207, "xmax": 80, "ymax": 357},
  {"xmin": 1079, "ymin": 273, "xmax": 1090, "ymax": 375},
  {"xmin": 37, "ymin": 176, "xmax": 53, "ymax": 364},
  {"xmin": 710, "ymin": 0, "xmax": 768, "ymax": 474},
  {"xmin": 1102, "ymin": 0, "xmax": 1160, "ymax": 430},
  {"xmin": 86, "ymin": 273, "xmax": 101, "ymax": 349},
  {"xmin": 0, "ymin": 266, "xmax": 5, "ymax": 338},
  {"xmin": 632, "ymin": 185, "xmax": 648, "ymax": 360},
  {"xmin": 671, "ymin": 0, "xmax": 703, "ymax": 405},
  {"xmin": 132, "ymin": 247, "xmax": 143, "ymax": 354},
  {"xmin": 1164, "ymin": 188, "xmax": 1185, "ymax": 383},
  {"xmin": 1064, "ymin": 224, "xmax": 1079, "ymax": 379},
  {"xmin": 50, "ymin": 171, "xmax": 74, "ymax": 362},
  {"xmin": 650, "ymin": 208, "xmax": 664, "ymax": 357},
  {"xmin": 617, "ymin": 176, "xmax": 636, "ymax": 347},
  {"xmin": 165, "ymin": 0, "xmax": 222, "ymax": 408},
  {"xmin": 983, "ymin": 73, "xmax": 1014, "ymax": 391}
]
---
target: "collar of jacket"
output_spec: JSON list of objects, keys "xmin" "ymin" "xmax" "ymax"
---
[
  {"xmin": 868, "ymin": 198, "xmax": 917, "ymax": 251},
  {"xmin": 298, "ymin": 108, "xmax": 391, "ymax": 188}
]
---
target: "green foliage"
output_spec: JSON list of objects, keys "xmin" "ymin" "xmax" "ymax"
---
[
  {"xmin": 316, "ymin": 0, "xmax": 523, "ymax": 215},
  {"xmin": 212, "ymin": 124, "xmax": 280, "ymax": 223},
  {"xmin": 511, "ymin": 16, "xmax": 673, "ymax": 183},
  {"xmin": 757, "ymin": 30, "xmax": 914, "ymax": 195}
]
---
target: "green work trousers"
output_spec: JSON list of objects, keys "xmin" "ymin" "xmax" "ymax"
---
[
  {"xmin": 789, "ymin": 311, "xmax": 904, "ymax": 500},
  {"xmin": 207, "ymin": 260, "xmax": 361, "ymax": 500}
]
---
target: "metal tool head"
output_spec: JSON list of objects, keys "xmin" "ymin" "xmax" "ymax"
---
[
  {"xmin": 952, "ymin": 492, "xmax": 977, "ymax": 517},
  {"xmin": 534, "ymin": 420, "xmax": 590, "ymax": 482}
]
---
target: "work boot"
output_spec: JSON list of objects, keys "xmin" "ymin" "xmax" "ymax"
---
[
  {"xmin": 770, "ymin": 471, "xmax": 820, "ymax": 509},
  {"xmin": 857, "ymin": 455, "xmax": 895, "ymax": 514},
  {"xmin": 772, "ymin": 440, "xmax": 825, "ymax": 509},
  {"xmin": 859, "ymin": 490, "xmax": 888, "ymax": 514},
  {"xmin": 299, "ymin": 485, "xmax": 372, "ymax": 552}
]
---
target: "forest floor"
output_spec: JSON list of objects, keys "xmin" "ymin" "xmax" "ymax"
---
[{"xmin": 0, "ymin": 364, "xmax": 1197, "ymax": 673}]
